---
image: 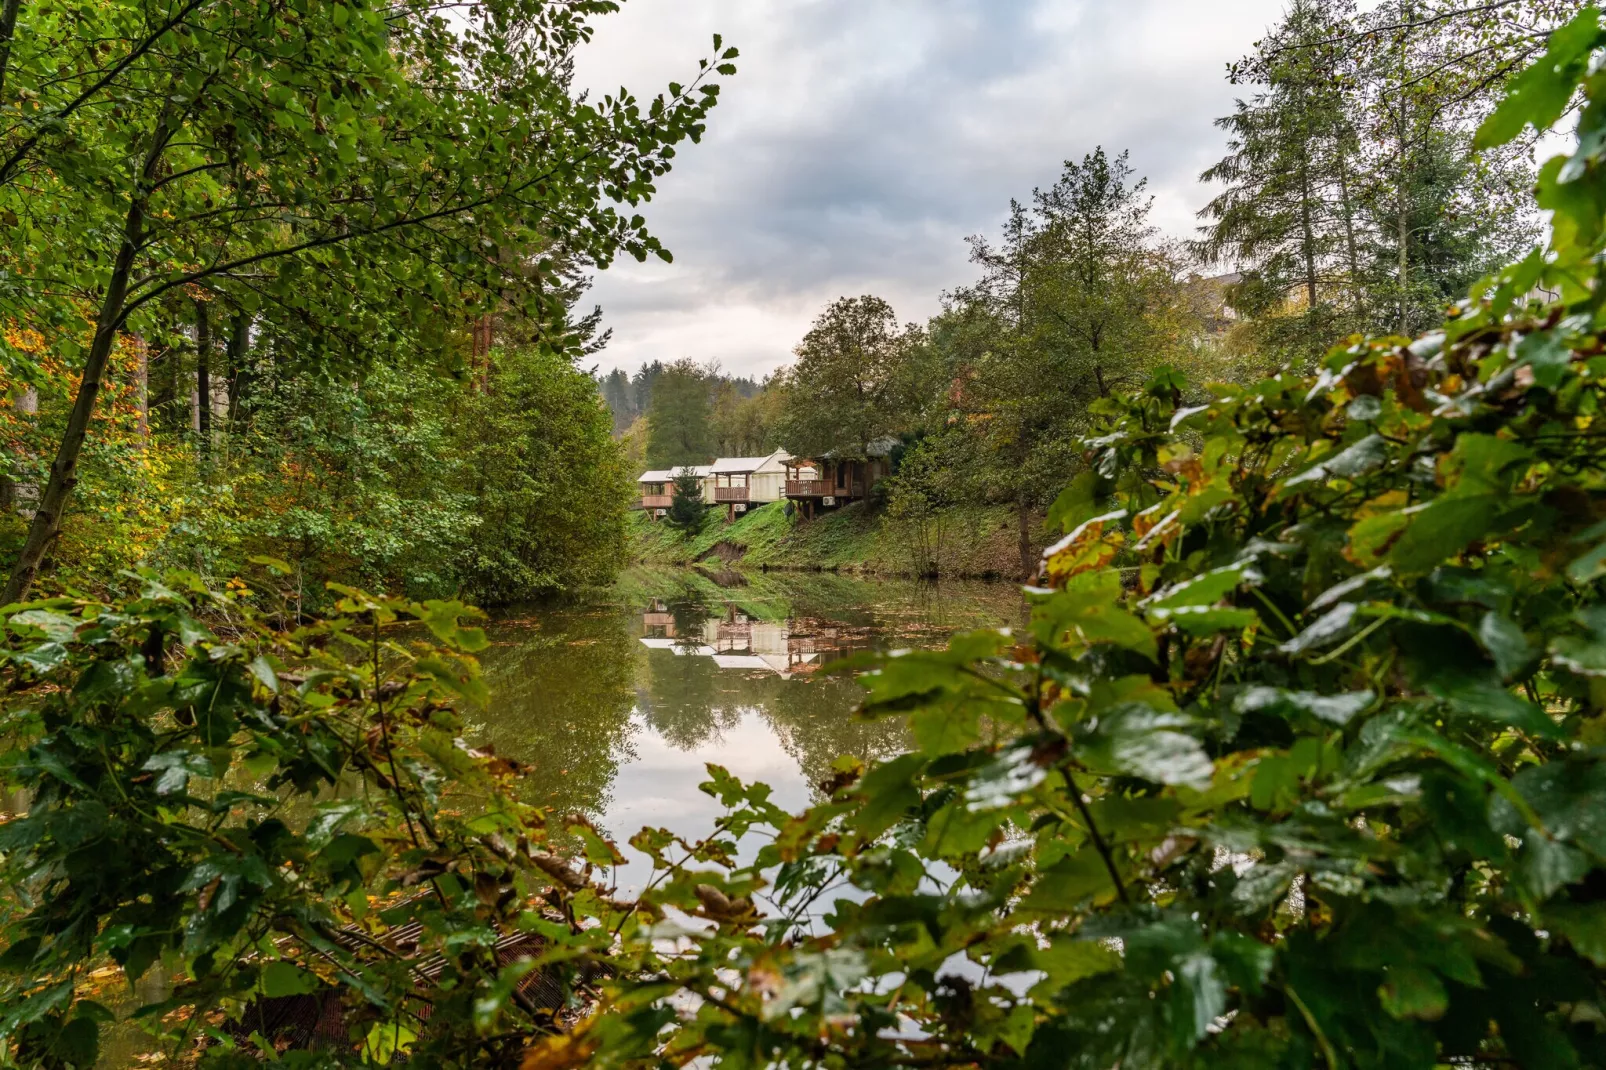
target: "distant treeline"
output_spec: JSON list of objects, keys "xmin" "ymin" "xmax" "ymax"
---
[{"xmin": 597, "ymin": 362, "xmax": 762, "ymax": 436}]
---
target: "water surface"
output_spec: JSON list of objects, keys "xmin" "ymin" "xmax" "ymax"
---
[{"xmin": 475, "ymin": 569, "xmax": 1023, "ymax": 885}]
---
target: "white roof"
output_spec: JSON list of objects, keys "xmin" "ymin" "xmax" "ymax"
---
[
  {"xmin": 709, "ymin": 450, "xmax": 791, "ymax": 475},
  {"xmin": 712, "ymin": 654, "xmax": 773, "ymax": 671},
  {"xmin": 639, "ymin": 465, "xmax": 711, "ymax": 482}
]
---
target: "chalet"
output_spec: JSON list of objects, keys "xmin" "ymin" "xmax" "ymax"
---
[
  {"xmin": 707, "ymin": 450, "xmax": 792, "ymax": 521},
  {"xmin": 782, "ymin": 436, "xmax": 898, "ymax": 519},
  {"xmin": 636, "ymin": 464, "xmax": 713, "ymax": 518}
]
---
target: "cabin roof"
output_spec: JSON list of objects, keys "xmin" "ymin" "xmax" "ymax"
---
[
  {"xmin": 709, "ymin": 449, "xmax": 791, "ymax": 474},
  {"xmin": 638, "ymin": 464, "xmax": 713, "ymax": 483}
]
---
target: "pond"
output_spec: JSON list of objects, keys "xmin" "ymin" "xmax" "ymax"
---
[{"xmin": 472, "ymin": 568, "xmax": 1025, "ymax": 888}]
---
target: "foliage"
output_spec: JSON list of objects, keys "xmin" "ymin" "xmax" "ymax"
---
[
  {"xmin": 0, "ymin": 0, "xmax": 734, "ymax": 599},
  {"xmin": 645, "ymin": 360, "xmax": 718, "ymax": 468},
  {"xmin": 938, "ymin": 148, "xmax": 1197, "ymax": 578},
  {"xmin": 0, "ymin": 573, "xmax": 563, "ymax": 1068},
  {"xmin": 453, "ymin": 346, "xmax": 634, "ymax": 604},
  {"xmin": 773, "ymin": 296, "xmax": 925, "ymax": 460},
  {"xmin": 1197, "ymin": 0, "xmax": 1550, "ymax": 362},
  {"xmin": 4, "ymin": 343, "xmax": 632, "ymax": 606},
  {"xmin": 471, "ymin": 18, "xmax": 1606, "ymax": 1066},
  {"xmin": 11, "ymin": 9, "xmax": 1606, "ymax": 1070},
  {"xmin": 665, "ymin": 469, "xmax": 708, "ymax": 533}
]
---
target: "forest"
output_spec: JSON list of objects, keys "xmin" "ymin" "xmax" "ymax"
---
[{"xmin": 5, "ymin": 0, "xmax": 1606, "ymax": 1068}]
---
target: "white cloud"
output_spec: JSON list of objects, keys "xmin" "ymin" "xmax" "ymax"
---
[{"xmin": 572, "ymin": 0, "xmax": 1289, "ymax": 377}]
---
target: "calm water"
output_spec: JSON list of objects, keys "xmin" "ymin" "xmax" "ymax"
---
[{"xmin": 473, "ymin": 569, "xmax": 1024, "ymax": 886}]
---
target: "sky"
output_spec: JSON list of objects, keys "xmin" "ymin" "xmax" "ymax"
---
[{"xmin": 572, "ymin": 0, "xmax": 1293, "ymax": 379}]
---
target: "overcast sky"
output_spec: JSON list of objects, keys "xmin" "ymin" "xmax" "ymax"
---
[{"xmin": 572, "ymin": 0, "xmax": 1292, "ymax": 379}]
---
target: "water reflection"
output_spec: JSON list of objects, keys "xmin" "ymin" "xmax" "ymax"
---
[{"xmin": 475, "ymin": 570, "xmax": 1022, "ymax": 885}]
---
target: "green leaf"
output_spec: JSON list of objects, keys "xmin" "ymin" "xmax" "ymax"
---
[
  {"xmin": 140, "ymin": 750, "xmax": 215, "ymax": 795},
  {"xmin": 1281, "ymin": 433, "xmax": 1387, "ymax": 489},
  {"xmin": 1079, "ymin": 704, "xmax": 1212, "ymax": 788},
  {"xmin": 1235, "ymin": 686, "xmax": 1374, "ymax": 727},
  {"xmin": 1389, "ymin": 495, "xmax": 1505, "ymax": 573},
  {"xmin": 1546, "ymin": 903, "xmax": 1606, "ymax": 966},
  {"xmin": 261, "ymin": 961, "xmax": 322, "ymax": 998},
  {"xmin": 1475, "ymin": 6, "xmax": 1603, "ymax": 149},
  {"xmin": 1019, "ymin": 851, "xmax": 1117, "ymax": 912},
  {"xmin": 1378, "ymin": 965, "xmax": 1447, "ymax": 1021},
  {"xmin": 1478, "ymin": 612, "xmax": 1532, "ymax": 679},
  {"xmin": 1280, "ymin": 602, "xmax": 1358, "ymax": 655},
  {"xmin": 1028, "ymin": 935, "xmax": 1121, "ymax": 994}
]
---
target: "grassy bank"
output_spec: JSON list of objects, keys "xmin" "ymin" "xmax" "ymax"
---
[{"xmin": 630, "ymin": 499, "xmax": 1044, "ymax": 578}]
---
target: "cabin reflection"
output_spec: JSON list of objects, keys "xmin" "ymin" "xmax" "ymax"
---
[{"xmin": 637, "ymin": 600, "xmax": 870, "ymax": 677}]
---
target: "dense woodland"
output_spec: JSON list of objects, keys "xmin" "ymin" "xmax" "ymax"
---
[{"xmin": 5, "ymin": 1, "xmax": 1606, "ymax": 1068}]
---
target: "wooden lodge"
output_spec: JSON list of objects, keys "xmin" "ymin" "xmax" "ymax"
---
[
  {"xmin": 782, "ymin": 437, "xmax": 897, "ymax": 519},
  {"xmin": 708, "ymin": 450, "xmax": 791, "ymax": 521},
  {"xmin": 637, "ymin": 441, "xmax": 900, "ymax": 523},
  {"xmin": 638, "ymin": 452, "xmax": 794, "ymax": 522},
  {"xmin": 636, "ymin": 465, "xmax": 711, "ymax": 518}
]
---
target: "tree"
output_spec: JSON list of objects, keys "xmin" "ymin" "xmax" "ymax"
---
[
  {"xmin": 646, "ymin": 359, "xmax": 717, "ymax": 468},
  {"xmin": 454, "ymin": 345, "xmax": 634, "ymax": 603},
  {"xmin": 666, "ymin": 467, "xmax": 707, "ymax": 531},
  {"xmin": 8, "ymin": 12, "xmax": 1606, "ymax": 1068},
  {"xmin": 600, "ymin": 368, "xmax": 636, "ymax": 434},
  {"xmin": 953, "ymin": 149, "xmax": 1189, "ymax": 579},
  {"xmin": 0, "ymin": 0, "xmax": 735, "ymax": 601},
  {"xmin": 774, "ymin": 296, "xmax": 917, "ymax": 460},
  {"xmin": 711, "ymin": 377, "xmax": 782, "ymax": 456},
  {"xmin": 1199, "ymin": 0, "xmax": 1555, "ymax": 354},
  {"xmin": 1195, "ymin": 0, "xmax": 1368, "ymax": 363}
]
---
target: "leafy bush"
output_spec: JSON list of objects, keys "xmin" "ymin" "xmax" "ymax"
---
[{"xmin": 0, "ymin": 575, "xmax": 576, "ymax": 1067}]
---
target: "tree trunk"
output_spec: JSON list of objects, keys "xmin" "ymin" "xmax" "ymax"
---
[
  {"xmin": 1299, "ymin": 159, "xmax": 1318, "ymax": 310},
  {"xmin": 1017, "ymin": 489, "xmax": 1033, "ymax": 583},
  {"xmin": 1336, "ymin": 147, "xmax": 1363, "ymax": 319},
  {"xmin": 194, "ymin": 296, "xmax": 211, "ymax": 461},
  {"xmin": 226, "ymin": 309, "xmax": 250, "ymax": 423},
  {"xmin": 1395, "ymin": 17, "xmax": 1412, "ymax": 334},
  {"xmin": 0, "ymin": 0, "xmax": 23, "ymax": 105},
  {"xmin": 131, "ymin": 335, "xmax": 149, "ymax": 441},
  {"xmin": 2, "ymin": 108, "xmax": 170, "ymax": 604}
]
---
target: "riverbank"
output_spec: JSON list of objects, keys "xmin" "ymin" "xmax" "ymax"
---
[{"xmin": 628, "ymin": 499, "xmax": 1046, "ymax": 578}]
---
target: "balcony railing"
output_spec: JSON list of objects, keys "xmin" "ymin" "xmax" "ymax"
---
[
  {"xmin": 640, "ymin": 493, "xmax": 673, "ymax": 509},
  {"xmin": 714, "ymin": 486, "xmax": 750, "ymax": 503},
  {"xmin": 786, "ymin": 479, "xmax": 862, "ymax": 498}
]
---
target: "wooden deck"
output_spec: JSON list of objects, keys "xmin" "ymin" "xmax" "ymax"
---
[
  {"xmin": 786, "ymin": 479, "xmax": 862, "ymax": 499},
  {"xmin": 714, "ymin": 486, "xmax": 750, "ymax": 503},
  {"xmin": 640, "ymin": 493, "xmax": 673, "ymax": 509}
]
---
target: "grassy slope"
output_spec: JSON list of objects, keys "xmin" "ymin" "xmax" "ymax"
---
[{"xmin": 630, "ymin": 500, "xmax": 1041, "ymax": 578}]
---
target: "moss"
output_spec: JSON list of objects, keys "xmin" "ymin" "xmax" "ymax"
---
[{"xmin": 629, "ymin": 500, "xmax": 1043, "ymax": 579}]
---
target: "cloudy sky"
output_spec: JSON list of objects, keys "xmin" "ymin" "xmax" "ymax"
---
[{"xmin": 572, "ymin": 1, "xmax": 1291, "ymax": 379}]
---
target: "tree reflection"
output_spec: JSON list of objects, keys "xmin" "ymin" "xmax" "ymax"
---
[
  {"xmin": 474, "ymin": 575, "xmax": 1021, "ymax": 822},
  {"xmin": 476, "ymin": 607, "xmax": 639, "ymax": 815}
]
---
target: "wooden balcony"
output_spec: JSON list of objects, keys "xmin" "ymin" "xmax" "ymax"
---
[
  {"xmin": 714, "ymin": 486, "xmax": 750, "ymax": 503},
  {"xmin": 640, "ymin": 493, "xmax": 673, "ymax": 509},
  {"xmin": 786, "ymin": 479, "xmax": 862, "ymax": 499}
]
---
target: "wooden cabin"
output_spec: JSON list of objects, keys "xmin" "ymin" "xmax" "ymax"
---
[
  {"xmin": 708, "ymin": 450, "xmax": 792, "ymax": 521},
  {"xmin": 782, "ymin": 438, "xmax": 896, "ymax": 518},
  {"xmin": 636, "ymin": 464, "xmax": 714, "ymax": 519},
  {"xmin": 637, "ymin": 470, "xmax": 674, "ymax": 514}
]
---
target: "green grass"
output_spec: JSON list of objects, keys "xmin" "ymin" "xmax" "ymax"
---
[{"xmin": 629, "ymin": 500, "xmax": 1036, "ymax": 578}]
